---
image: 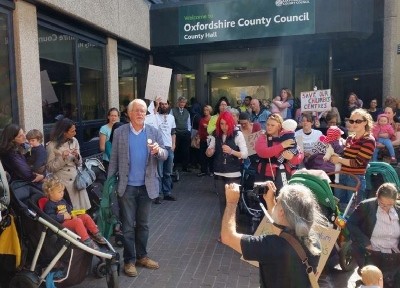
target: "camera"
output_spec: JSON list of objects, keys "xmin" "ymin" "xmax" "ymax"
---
[{"xmin": 253, "ymin": 182, "xmax": 268, "ymax": 196}]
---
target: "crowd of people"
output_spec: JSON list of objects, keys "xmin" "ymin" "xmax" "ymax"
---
[{"xmin": 1, "ymin": 91, "xmax": 400, "ymax": 287}]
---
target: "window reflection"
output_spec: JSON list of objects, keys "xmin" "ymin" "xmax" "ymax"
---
[{"xmin": 0, "ymin": 12, "xmax": 13, "ymax": 128}]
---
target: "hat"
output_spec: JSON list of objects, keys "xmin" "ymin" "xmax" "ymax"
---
[
  {"xmin": 282, "ymin": 119, "xmax": 297, "ymax": 132},
  {"xmin": 319, "ymin": 126, "xmax": 344, "ymax": 144},
  {"xmin": 377, "ymin": 113, "xmax": 389, "ymax": 122}
]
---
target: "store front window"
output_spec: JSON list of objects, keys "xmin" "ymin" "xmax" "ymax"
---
[
  {"xmin": 118, "ymin": 52, "xmax": 147, "ymax": 112},
  {"xmin": 38, "ymin": 25, "xmax": 106, "ymax": 155},
  {"xmin": 0, "ymin": 10, "xmax": 14, "ymax": 128}
]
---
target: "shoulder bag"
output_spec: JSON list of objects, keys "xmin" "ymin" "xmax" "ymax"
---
[
  {"xmin": 280, "ymin": 231, "xmax": 319, "ymax": 288},
  {"xmin": 74, "ymin": 165, "xmax": 96, "ymax": 191}
]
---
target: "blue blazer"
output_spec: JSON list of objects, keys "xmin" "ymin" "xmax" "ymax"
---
[{"xmin": 107, "ymin": 123, "xmax": 167, "ymax": 199}]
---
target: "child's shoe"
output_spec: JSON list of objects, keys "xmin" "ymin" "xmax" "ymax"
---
[
  {"xmin": 91, "ymin": 232, "xmax": 107, "ymax": 244},
  {"xmin": 391, "ymin": 157, "xmax": 397, "ymax": 164},
  {"xmin": 83, "ymin": 238, "xmax": 100, "ymax": 250}
]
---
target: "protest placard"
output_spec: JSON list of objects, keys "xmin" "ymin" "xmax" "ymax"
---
[
  {"xmin": 300, "ymin": 89, "xmax": 331, "ymax": 113},
  {"xmin": 144, "ymin": 65, "xmax": 172, "ymax": 103},
  {"xmin": 245, "ymin": 131, "xmax": 263, "ymax": 156}
]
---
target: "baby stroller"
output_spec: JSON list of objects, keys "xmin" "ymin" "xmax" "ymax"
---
[
  {"xmin": 365, "ymin": 161, "xmax": 400, "ymax": 199},
  {"xmin": 84, "ymin": 158, "xmax": 107, "ymax": 221},
  {"xmin": 289, "ymin": 170, "xmax": 361, "ymax": 272},
  {"xmin": 6, "ymin": 180, "xmax": 120, "ymax": 288}
]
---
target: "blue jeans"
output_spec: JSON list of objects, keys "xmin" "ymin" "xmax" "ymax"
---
[
  {"xmin": 158, "ymin": 147, "xmax": 174, "ymax": 196},
  {"xmin": 334, "ymin": 174, "xmax": 366, "ymax": 206},
  {"xmin": 372, "ymin": 137, "xmax": 395, "ymax": 161},
  {"xmin": 119, "ymin": 185, "xmax": 152, "ymax": 264}
]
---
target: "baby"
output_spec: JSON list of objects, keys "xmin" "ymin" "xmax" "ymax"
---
[
  {"xmin": 371, "ymin": 114, "xmax": 396, "ymax": 162},
  {"xmin": 25, "ymin": 129, "xmax": 47, "ymax": 175},
  {"xmin": 270, "ymin": 119, "xmax": 299, "ymax": 168},
  {"xmin": 320, "ymin": 126, "xmax": 345, "ymax": 183},
  {"xmin": 43, "ymin": 177, "xmax": 106, "ymax": 250},
  {"xmin": 360, "ymin": 265, "xmax": 383, "ymax": 288},
  {"xmin": 270, "ymin": 96, "xmax": 281, "ymax": 114}
]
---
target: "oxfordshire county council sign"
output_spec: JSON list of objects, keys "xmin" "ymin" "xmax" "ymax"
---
[{"xmin": 178, "ymin": 0, "xmax": 315, "ymax": 45}]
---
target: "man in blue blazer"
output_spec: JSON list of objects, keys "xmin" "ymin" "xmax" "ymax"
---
[{"xmin": 108, "ymin": 99, "xmax": 167, "ymax": 277}]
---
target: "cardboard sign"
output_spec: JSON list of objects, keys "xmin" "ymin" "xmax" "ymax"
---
[
  {"xmin": 245, "ymin": 131, "xmax": 263, "ymax": 156},
  {"xmin": 241, "ymin": 216, "xmax": 340, "ymax": 278},
  {"xmin": 144, "ymin": 65, "xmax": 172, "ymax": 103},
  {"xmin": 300, "ymin": 89, "xmax": 331, "ymax": 113}
]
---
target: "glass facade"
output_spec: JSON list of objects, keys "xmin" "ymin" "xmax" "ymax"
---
[
  {"xmin": 38, "ymin": 25, "xmax": 106, "ymax": 155},
  {"xmin": 0, "ymin": 9, "xmax": 14, "ymax": 128},
  {"xmin": 118, "ymin": 52, "xmax": 147, "ymax": 111}
]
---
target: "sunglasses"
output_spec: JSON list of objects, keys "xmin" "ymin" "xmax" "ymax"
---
[{"xmin": 348, "ymin": 119, "xmax": 365, "ymax": 124}]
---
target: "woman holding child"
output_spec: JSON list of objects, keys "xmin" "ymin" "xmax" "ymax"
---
[
  {"xmin": 46, "ymin": 118, "xmax": 91, "ymax": 211},
  {"xmin": 0, "ymin": 124, "xmax": 45, "ymax": 185},
  {"xmin": 255, "ymin": 113, "xmax": 303, "ymax": 188}
]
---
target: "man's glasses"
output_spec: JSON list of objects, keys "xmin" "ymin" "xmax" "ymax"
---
[{"xmin": 348, "ymin": 119, "xmax": 365, "ymax": 124}]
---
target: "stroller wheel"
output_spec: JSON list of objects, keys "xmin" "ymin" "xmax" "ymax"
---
[
  {"xmin": 94, "ymin": 262, "xmax": 107, "ymax": 278},
  {"xmin": 339, "ymin": 241, "xmax": 356, "ymax": 272},
  {"xmin": 9, "ymin": 271, "xmax": 40, "ymax": 288},
  {"xmin": 106, "ymin": 263, "xmax": 119, "ymax": 288}
]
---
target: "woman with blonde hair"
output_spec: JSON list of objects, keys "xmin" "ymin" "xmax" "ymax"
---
[
  {"xmin": 272, "ymin": 88, "xmax": 294, "ymax": 120},
  {"xmin": 330, "ymin": 108, "xmax": 375, "ymax": 206}
]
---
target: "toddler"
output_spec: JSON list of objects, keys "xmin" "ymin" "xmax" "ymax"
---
[
  {"xmin": 320, "ymin": 126, "xmax": 345, "ymax": 183},
  {"xmin": 25, "ymin": 129, "xmax": 47, "ymax": 175},
  {"xmin": 270, "ymin": 119, "xmax": 299, "ymax": 168},
  {"xmin": 360, "ymin": 265, "xmax": 383, "ymax": 288},
  {"xmin": 43, "ymin": 177, "xmax": 106, "ymax": 250},
  {"xmin": 371, "ymin": 114, "xmax": 396, "ymax": 162},
  {"xmin": 270, "ymin": 95, "xmax": 281, "ymax": 114}
]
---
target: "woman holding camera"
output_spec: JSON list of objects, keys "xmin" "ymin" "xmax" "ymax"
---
[
  {"xmin": 206, "ymin": 111, "xmax": 248, "ymax": 220},
  {"xmin": 46, "ymin": 118, "xmax": 91, "ymax": 210},
  {"xmin": 255, "ymin": 113, "xmax": 303, "ymax": 189}
]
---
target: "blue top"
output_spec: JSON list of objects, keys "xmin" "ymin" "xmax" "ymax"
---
[{"xmin": 128, "ymin": 129, "xmax": 147, "ymax": 186}]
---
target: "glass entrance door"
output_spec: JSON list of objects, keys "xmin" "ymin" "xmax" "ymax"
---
[{"xmin": 207, "ymin": 70, "xmax": 275, "ymax": 109}]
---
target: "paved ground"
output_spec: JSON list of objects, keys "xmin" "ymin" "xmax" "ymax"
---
[{"xmin": 72, "ymin": 171, "xmax": 361, "ymax": 288}]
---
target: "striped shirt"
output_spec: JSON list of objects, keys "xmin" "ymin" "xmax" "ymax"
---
[
  {"xmin": 371, "ymin": 206, "xmax": 400, "ymax": 253},
  {"xmin": 341, "ymin": 134, "xmax": 375, "ymax": 175}
]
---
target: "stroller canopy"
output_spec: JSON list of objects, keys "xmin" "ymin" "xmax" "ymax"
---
[{"xmin": 365, "ymin": 161, "xmax": 400, "ymax": 191}]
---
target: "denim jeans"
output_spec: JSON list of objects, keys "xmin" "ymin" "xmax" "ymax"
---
[
  {"xmin": 119, "ymin": 185, "xmax": 152, "ymax": 264},
  {"xmin": 157, "ymin": 147, "xmax": 174, "ymax": 196},
  {"xmin": 334, "ymin": 174, "xmax": 366, "ymax": 206},
  {"xmin": 372, "ymin": 137, "xmax": 395, "ymax": 160}
]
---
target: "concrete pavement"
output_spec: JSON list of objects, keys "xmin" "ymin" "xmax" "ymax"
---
[{"xmin": 72, "ymin": 171, "xmax": 361, "ymax": 288}]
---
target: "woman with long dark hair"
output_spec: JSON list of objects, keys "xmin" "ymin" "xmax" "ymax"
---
[
  {"xmin": 99, "ymin": 107, "xmax": 120, "ymax": 170},
  {"xmin": 46, "ymin": 118, "xmax": 91, "ymax": 210},
  {"xmin": 0, "ymin": 124, "xmax": 44, "ymax": 184}
]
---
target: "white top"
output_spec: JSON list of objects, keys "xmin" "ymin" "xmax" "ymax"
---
[
  {"xmin": 145, "ymin": 113, "xmax": 176, "ymax": 147},
  {"xmin": 295, "ymin": 129, "xmax": 323, "ymax": 154},
  {"xmin": 371, "ymin": 206, "xmax": 400, "ymax": 253}
]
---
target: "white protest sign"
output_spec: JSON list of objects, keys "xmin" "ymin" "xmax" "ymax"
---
[
  {"xmin": 144, "ymin": 65, "xmax": 172, "ymax": 103},
  {"xmin": 245, "ymin": 131, "xmax": 263, "ymax": 156},
  {"xmin": 300, "ymin": 89, "xmax": 331, "ymax": 113}
]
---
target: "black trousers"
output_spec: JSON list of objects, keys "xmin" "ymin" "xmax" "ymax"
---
[{"xmin": 174, "ymin": 131, "xmax": 191, "ymax": 170}]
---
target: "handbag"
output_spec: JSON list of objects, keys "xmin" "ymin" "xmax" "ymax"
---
[
  {"xmin": 74, "ymin": 166, "xmax": 96, "ymax": 190},
  {"xmin": 280, "ymin": 231, "xmax": 319, "ymax": 288}
]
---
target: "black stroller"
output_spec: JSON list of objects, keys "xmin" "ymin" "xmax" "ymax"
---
[{"xmin": 5, "ymin": 179, "xmax": 120, "ymax": 288}]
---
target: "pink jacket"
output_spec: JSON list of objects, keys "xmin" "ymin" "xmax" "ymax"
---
[{"xmin": 372, "ymin": 123, "xmax": 394, "ymax": 139}]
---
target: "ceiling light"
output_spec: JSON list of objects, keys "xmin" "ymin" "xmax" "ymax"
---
[{"xmin": 353, "ymin": 77, "xmax": 359, "ymax": 81}]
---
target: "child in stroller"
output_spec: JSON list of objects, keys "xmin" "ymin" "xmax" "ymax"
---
[{"xmin": 42, "ymin": 177, "xmax": 107, "ymax": 250}]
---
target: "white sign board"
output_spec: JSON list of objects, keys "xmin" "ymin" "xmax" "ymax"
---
[
  {"xmin": 245, "ymin": 131, "xmax": 263, "ymax": 156},
  {"xmin": 300, "ymin": 89, "xmax": 331, "ymax": 113},
  {"xmin": 144, "ymin": 65, "xmax": 172, "ymax": 103}
]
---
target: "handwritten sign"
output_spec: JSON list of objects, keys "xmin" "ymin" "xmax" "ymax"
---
[
  {"xmin": 314, "ymin": 225, "xmax": 340, "ymax": 279},
  {"xmin": 245, "ymin": 131, "xmax": 263, "ymax": 156},
  {"xmin": 144, "ymin": 65, "xmax": 172, "ymax": 103},
  {"xmin": 300, "ymin": 89, "xmax": 331, "ymax": 113}
]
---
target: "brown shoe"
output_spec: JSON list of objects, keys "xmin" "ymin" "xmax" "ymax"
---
[
  {"xmin": 136, "ymin": 257, "xmax": 159, "ymax": 269},
  {"xmin": 124, "ymin": 263, "xmax": 138, "ymax": 277},
  {"xmin": 91, "ymin": 232, "xmax": 107, "ymax": 244}
]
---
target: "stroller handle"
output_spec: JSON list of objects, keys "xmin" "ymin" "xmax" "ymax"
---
[{"xmin": 327, "ymin": 171, "xmax": 360, "ymax": 192}]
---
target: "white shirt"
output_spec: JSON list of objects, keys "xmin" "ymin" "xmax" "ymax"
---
[
  {"xmin": 371, "ymin": 206, "xmax": 400, "ymax": 253},
  {"xmin": 145, "ymin": 113, "xmax": 176, "ymax": 147},
  {"xmin": 295, "ymin": 129, "xmax": 323, "ymax": 154}
]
